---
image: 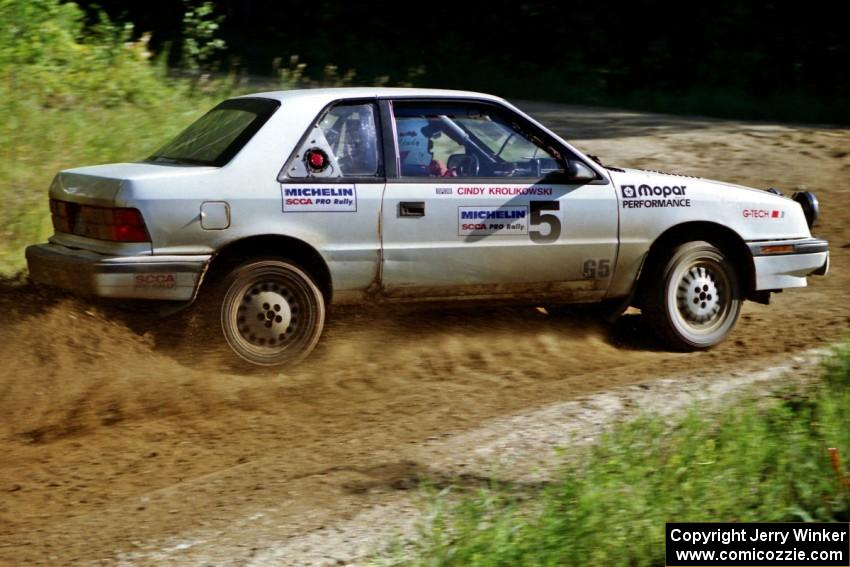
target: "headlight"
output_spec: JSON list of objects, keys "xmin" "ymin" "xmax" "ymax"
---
[{"xmin": 792, "ymin": 191, "xmax": 819, "ymax": 228}]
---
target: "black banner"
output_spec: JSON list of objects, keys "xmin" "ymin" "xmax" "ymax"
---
[{"xmin": 666, "ymin": 523, "xmax": 850, "ymax": 566}]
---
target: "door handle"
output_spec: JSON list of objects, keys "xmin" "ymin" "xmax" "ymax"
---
[{"xmin": 399, "ymin": 201, "xmax": 425, "ymax": 217}]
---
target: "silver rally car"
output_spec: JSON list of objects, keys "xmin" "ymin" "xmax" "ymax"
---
[{"xmin": 26, "ymin": 87, "xmax": 829, "ymax": 366}]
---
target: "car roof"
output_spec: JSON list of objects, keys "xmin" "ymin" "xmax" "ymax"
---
[{"xmin": 237, "ymin": 87, "xmax": 505, "ymax": 104}]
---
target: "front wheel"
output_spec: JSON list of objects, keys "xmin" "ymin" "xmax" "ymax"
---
[
  {"xmin": 217, "ymin": 258, "xmax": 325, "ymax": 366},
  {"xmin": 643, "ymin": 241, "xmax": 741, "ymax": 350}
]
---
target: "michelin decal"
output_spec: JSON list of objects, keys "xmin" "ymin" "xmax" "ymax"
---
[
  {"xmin": 282, "ymin": 186, "xmax": 357, "ymax": 212},
  {"xmin": 459, "ymin": 206, "xmax": 528, "ymax": 236}
]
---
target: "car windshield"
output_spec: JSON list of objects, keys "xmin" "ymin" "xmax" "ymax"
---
[{"xmin": 147, "ymin": 98, "xmax": 280, "ymax": 167}]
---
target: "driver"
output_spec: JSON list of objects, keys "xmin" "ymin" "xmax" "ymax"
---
[{"xmin": 396, "ymin": 117, "xmax": 456, "ymax": 177}]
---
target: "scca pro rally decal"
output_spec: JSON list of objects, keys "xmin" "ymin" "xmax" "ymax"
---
[
  {"xmin": 620, "ymin": 184, "xmax": 690, "ymax": 208},
  {"xmin": 281, "ymin": 186, "xmax": 357, "ymax": 213},
  {"xmin": 134, "ymin": 274, "xmax": 177, "ymax": 288},
  {"xmin": 459, "ymin": 206, "xmax": 528, "ymax": 236}
]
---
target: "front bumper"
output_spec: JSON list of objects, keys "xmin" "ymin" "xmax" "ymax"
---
[
  {"xmin": 26, "ymin": 243, "xmax": 210, "ymax": 301},
  {"xmin": 748, "ymin": 238, "xmax": 829, "ymax": 290}
]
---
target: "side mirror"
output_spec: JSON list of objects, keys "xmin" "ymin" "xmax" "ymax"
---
[
  {"xmin": 565, "ymin": 160, "xmax": 598, "ymax": 182},
  {"xmin": 542, "ymin": 160, "xmax": 598, "ymax": 184}
]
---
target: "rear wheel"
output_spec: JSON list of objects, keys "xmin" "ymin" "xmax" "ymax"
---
[
  {"xmin": 643, "ymin": 241, "xmax": 741, "ymax": 350},
  {"xmin": 214, "ymin": 258, "xmax": 325, "ymax": 367}
]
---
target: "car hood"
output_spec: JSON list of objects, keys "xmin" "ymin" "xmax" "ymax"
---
[
  {"xmin": 50, "ymin": 163, "xmax": 218, "ymax": 207},
  {"xmin": 609, "ymin": 167, "xmax": 786, "ymax": 201}
]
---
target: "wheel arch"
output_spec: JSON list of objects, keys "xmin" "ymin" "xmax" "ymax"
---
[
  {"xmin": 635, "ymin": 221, "xmax": 755, "ymax": 306},
  {"xmin": 204, "ymin": 235, "xmax": 333, "ymax": 303}
]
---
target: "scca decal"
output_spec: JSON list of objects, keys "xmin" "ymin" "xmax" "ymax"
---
[
  {"xmin": 620, "ymin": 184, "xmax": 691, "ymax": 208},
  {"xmin": 134, "ymin": 274, "xmax": 177, "ymax": 288}
]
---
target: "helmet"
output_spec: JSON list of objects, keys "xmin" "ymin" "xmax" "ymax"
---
[{"xmin": 396, "ymin": 118, "xmax": 433, "ymax": 167}]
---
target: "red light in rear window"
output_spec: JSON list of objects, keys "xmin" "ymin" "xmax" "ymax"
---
[{"xmin": 305, "ymin": 148, "xmax": 328, "ymax": 171}]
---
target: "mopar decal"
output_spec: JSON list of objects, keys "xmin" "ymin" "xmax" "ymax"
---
[
  {"xmin": 459, "ymin": 206, "xmax": 528, "ymax": 236},
  {"xmin": 281, "ymin": 186, "xmax": 357, "ymax": 212},
  {"xmin": 620, "ymin": 184, "xmax": 690, "ymax": 208}
]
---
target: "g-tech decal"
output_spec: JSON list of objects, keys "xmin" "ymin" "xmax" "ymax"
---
[
  {"xmin": 281, "ymin": 186, "xmax": 357, "ymax": 213},
  {"xmin": 458, "ymin": 206, "xmax": 528, "ymax": 236},
  {"xmin": 620, "ymin": 184, "xmax": 691, "ymax": 208},
  {"xmin": 743, "ymin": 208, "xmax": 785, "ymax": 219}
]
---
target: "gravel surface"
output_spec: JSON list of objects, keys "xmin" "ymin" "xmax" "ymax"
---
[{"xmin": 1, "ymin": 102, "xmax": 847, "ymax": 566}]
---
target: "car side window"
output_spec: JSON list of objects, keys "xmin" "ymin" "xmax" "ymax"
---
[
  {"xmin": 392, "ymin": 102, "xmax": 565, "ymax": 179},
  {"xmin": 285, "ymin": 102, "xmax": 381, "ymax": 179}
]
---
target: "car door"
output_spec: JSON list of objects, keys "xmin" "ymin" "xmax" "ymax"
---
[
  {"xmin": 278, "ymin": 100, "xmax": 385, "ymax": 300},
  {"xmin": 379, "ymin": 98, "xmax": 619, "ymax": 301}
]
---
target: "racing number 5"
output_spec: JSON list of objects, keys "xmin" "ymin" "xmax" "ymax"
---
[{"xmin": 530, "ymin": 201, "xmax": 561, "ymax": 243}]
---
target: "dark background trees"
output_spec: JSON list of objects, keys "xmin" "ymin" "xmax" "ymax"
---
[{"xmin": 70, "ymin": 0, "xmax": 850, "ymax": 121}]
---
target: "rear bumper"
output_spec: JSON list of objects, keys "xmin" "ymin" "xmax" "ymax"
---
[
  {"xmin": 26, "ymin": 243, "xmax": 210, "ymax": 301},
  {"xmin": 748, "ymin": 238, "xmax": 829, "ymax": 290}
]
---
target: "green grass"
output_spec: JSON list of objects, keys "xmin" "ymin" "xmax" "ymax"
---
[
  {"xmin": 0, "ymin": 1, "xmax": 366, "ymax": 276},
  {"xmin": 0, "ymin": 0, "xmax": 250, "ymax": 275},
  {"xmin": 0, "ymin": 82, "xmax": 226, "ymax": 274},
  {"xmin": 393, "ymin": 343, "xmax": 850, "ymax": 566}
]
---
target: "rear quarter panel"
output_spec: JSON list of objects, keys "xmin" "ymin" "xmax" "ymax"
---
[{"xmin": 115, "ymin": 95, "xmax": 383, "ymax": 297}]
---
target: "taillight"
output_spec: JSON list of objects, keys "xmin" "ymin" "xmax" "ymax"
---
[
  {"xmin": 49, "ymin": 199, "xmax": 74, "ymax": 234},
  {"xmin": 50, "ymin": 199, "xmax": 150, "ymax": 243}
]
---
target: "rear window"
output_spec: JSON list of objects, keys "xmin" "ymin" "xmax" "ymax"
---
[{"xmin": 147, "ymin": 98, "xmax": 280, "ymax": 167}]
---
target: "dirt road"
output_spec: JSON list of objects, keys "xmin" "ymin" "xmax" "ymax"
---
[{"xmin": 0, "ymin": 103, "xmax": 847, "ymax": 565}]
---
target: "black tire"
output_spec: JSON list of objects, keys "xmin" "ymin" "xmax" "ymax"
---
[
  {"xmin": 190, "ymin": 258, "xmax": 325, "ymax": 368},
  {"xmin": 643, "ymin": 241, "xmax": 741, "ymax": 350}
]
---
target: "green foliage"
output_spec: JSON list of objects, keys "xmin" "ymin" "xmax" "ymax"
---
[
  {"xmin": 0, "ymin": 0, "xmax": 400, "ymax": 275},
  {"xmin": 0, "ymin": 0, "xmax": 228, "ymax": 273},
  {"xmin": 0, "ymin": 0, "xmax": 172, "ymax": 108},
  {"xmin": 398, "ymin": 345, "xmax": 850, "ymax": 566},
  {"xmin": 181, "ymin": 1, "xmax": 226, "ymax": 70},
  {"xmin": 0, "ymin": 87, "xmax": 226, "ymax": 273}
]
